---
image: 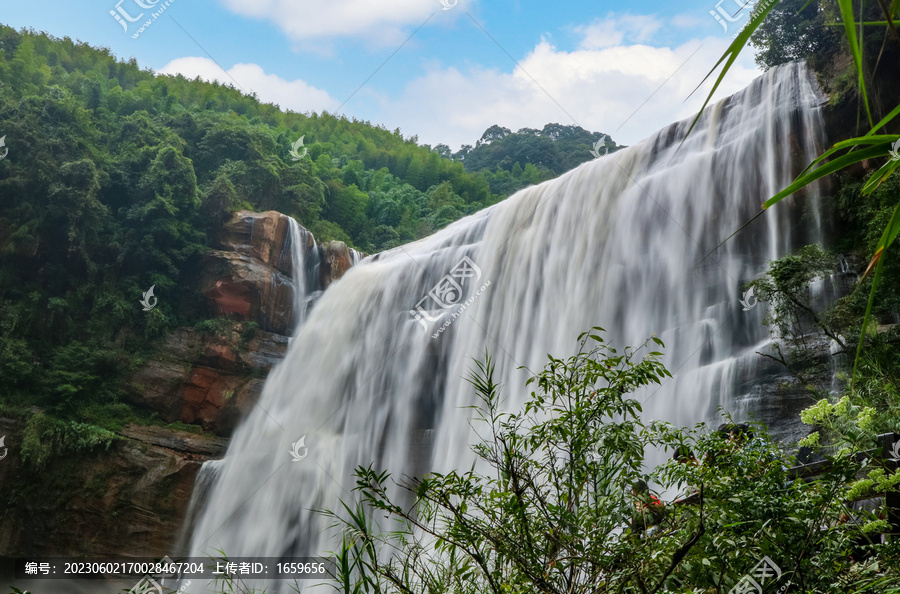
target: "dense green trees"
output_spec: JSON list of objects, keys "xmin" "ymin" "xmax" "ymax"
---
[
  {"xmin": 0, "ymin": 24, "xmax": 522, "ymax": 422},
  {"xmin": 0, "ymin": 24, "xmax": 618, "ymax": 425},
  {"xmin": 454, "ymin": 123, "xmax": 621, "ymax": 196},
  {"xmin": 749, "ymin": 0, "xmax": 838, "ymax": 69}
]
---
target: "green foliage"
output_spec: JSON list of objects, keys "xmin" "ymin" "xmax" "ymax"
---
[
  {"xmin": 453, "ymin": 123, "xmax": 621, "ymax": 196},
  {"xmin": 750, "ymin": 0, "xmax": 839, "ymax": 69},
  {"xmin": 76, "ymin": 402, "xmax": 153, "ymax": 432},
  {"xmin": 749, "ymin": 244, "xmax": 848, "ymax": 384},
  {"xmin": 322, "ymin": 330, "xmax": 900, "ymax": 593},
  {"xmin": 195, "ymin": 317, "xmax": 240, "ymax": 335},
  {"xmin": 749, "ymin": 231, "xmax": 900, "ymax": 438},
  {"xmin": 20, "ymin": 412, "xmax": 119, "ymax": 469},
  {"xmin": 165, "ymin": 420, "xmax": 203, "ymax": 435},
  {"xmin": 696, "ymin": 0, "xmax": 900, "ymax": 389},
  {"xmin": 747, "ymin": 164, "xmax": 900, "ymax": 443},
  {"xmin": 836, "ymin": 173, "xmax": 900, "ymax": 317},
  {"xmin": 0, "ymin": 24, "xmax": 546, "ymax": 424}
]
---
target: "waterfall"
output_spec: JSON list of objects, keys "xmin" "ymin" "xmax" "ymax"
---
[
  {"xmin": 176, "ymin": 459, "xmax": 224, "ymax": 554},
  {"xmin": 286, "ymin": 217, "xmax": 319, "ymax": 329},
  {"xmin": 181, "ymin": 61, "xmax": 826, "ymax": 591}
]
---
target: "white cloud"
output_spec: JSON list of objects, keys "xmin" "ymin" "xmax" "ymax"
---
[
  {"xmin": 158, "ymin": 57, "xmax": 336, "ymax": 114},
  {"xmin": 366, "ymin": 36, "xmax": 762, "ymax": 151},
  {"xmin": 156, "ymin": 30, "xmax": 764, "ymax": 156},
  {"xmin": 575, "ymin": 14, "xmax": 664, "ymax": 49},
  {"xmin": 217, "ymin": 0, "xmax": 474, "ymax": 45}
]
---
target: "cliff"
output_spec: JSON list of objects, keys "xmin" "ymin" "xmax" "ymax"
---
[{"xmin": 0, "ymin": 210, "xmax": 360, "ymax": 559}]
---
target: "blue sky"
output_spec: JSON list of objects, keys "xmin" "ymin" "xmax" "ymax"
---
[{"xmin": 1, "ymin": 0, "xmax": 763, "ymax": 149}]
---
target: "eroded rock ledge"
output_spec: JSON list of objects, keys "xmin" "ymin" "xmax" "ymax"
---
[
  {"xmin": 126, "ymin": 210, "xmax": 362, "ymax": 437},
  {"xmin": 0, "ymin": 416, "xmax": 228, "ymax": 557}
]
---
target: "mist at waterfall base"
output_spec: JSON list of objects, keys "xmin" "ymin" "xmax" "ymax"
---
[{"xmin": 170, "ymin": 62, "xmax": 828, "ymax": 592}]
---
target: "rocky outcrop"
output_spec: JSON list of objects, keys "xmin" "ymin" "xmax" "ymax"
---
[
  {"xmin": 320, "ymin": 240, "xmax": 361, "ymax": 290},
  {"xmin": 0, "ymin": 210, "xmax": 362, "ymax": 568},
  {"xmin": 201, "ymin": 210, "xmax": 315, "ymax": 335},
  {"xmin": 127, "ymin": 211, "xmax": 363, "ymax": 436},
  {"xmin": 0, "ymin": 415, "xmax": 227, "ymax": 558},
  {"xmin": 125, "ymin": 325, "xmax": 287, "ymax": 436}
]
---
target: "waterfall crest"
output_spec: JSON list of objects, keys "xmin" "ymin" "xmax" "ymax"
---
[{"xmin": 182, "ymin": 61, "xmax": 826, "ymax": 589}]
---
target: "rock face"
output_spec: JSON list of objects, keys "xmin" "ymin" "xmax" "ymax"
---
[
  {"xmin": 126, "ymin": 211, "xmax": 362, "ymax": 437},
  {"xmin": 0, "ymin": 415, "xmax": 228, "ymax": 558},
  {"xmin": 125, "ymin": 325, "xmax": 287, "ymax": 436},
  {"xmin": 320, "ymin": 240, "xmax": 361, "ymax": 290},
  {"xmin": 201, "ymin": 210, "xmax": 315, "ymax": 335},
  {"xmin": 0, "ymin": 210, "xmax": 361, "ymax": 569}
]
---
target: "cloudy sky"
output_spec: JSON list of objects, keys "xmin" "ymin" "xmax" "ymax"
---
[{"xmin": 3, "ymin": 0, "xmax": 764, "ymax": 149}]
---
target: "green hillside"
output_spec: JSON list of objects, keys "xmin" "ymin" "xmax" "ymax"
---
[{"xmin": 0, "ymin": 25, "xmax": 617, "ymax": 425}]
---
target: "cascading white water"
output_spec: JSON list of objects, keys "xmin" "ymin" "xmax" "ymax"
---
[
  {"xmin": 182, "ymin": 61, "xmax": 826, "ymax": 592},
  {"xmin": 286, "ymin": 218, "xmax": 318, "ymax": 329}
]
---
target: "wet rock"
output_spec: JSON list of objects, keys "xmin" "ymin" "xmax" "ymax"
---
[
  {"xmin": 0, "ymin": 416, "xmax": 226, "ymax": 557},
  {"xmin": 201, "ymin": 210, "xmax": 314, "ymax": 334},
  {"xmin": 320, "ymin": 240, "xmax": 363, "ymax": 290},
  {"xmin": 125, "ymin": 326, "xmax": 286, "ymax": 436}
]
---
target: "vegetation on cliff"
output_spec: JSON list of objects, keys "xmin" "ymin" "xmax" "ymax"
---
[{"xmin": 0, "ymin": 24, "xmax": 615, "ymax": 435}]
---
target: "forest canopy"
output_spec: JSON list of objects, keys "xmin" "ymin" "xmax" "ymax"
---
[{"xmin": 0, "ymin": 25, "xmax": 617, "ymax": 422}]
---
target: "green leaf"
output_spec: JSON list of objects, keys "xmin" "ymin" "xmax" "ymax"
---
[
  {"xmin": 837, "ymin": 0, "xmax": 873, "ymax": 126},
  {"xmin": 861, "ymin": 196, "xmax": 900, "ymax": 280},
  {"xmin": 683, "ymin": 0, "xmax": 780, "ymax": 142},
  {"xmin": 798, "ymin": 135, "xmax": 898, "ymax": 178},
  {"xmin": 854, "ymin": 250, "xmax": 887, "ymax": 391},
  {"xmin": 763, "ymin": 143, "xmax": 892, "ymax": 209},
  {"xmin": 865, "ymin": 103, "xmax": 900, "ymax": 136},
  {"xmin": 861, "ymin": 157, "xmax": 900, "ymax": 195}
]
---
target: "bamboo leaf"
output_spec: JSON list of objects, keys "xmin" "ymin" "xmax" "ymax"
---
[
  {"xmin": 826, "ymin": 20, "xmax": 891, "ymax": 26},
  {"xmin": 865, "ymin": 103, "xmax": 900, "ymax": 136},
  {"xmin": 862, "ymin": 198, "xmax": 900, "ymax": 280},
  {"xmin": 763, "ymin": 143, "xmax": 892, "ymax": 209},
  {"xmin": 855, "ymin": 200, "xmax": 900, "ymax": 389},
  {"xmin": 682, "ymin": 0, "xmax": 780, "ymax": 143},
  {"xmin": 837, "ymin": 0, "xmax": 873, "ymax": 126},
  {"xmin": 861, "ymin": 158, "xmax": 900, "ymax": 195},
  {"xmin": 796, "ymin": 135, "xmax": 899, "ymax": 177},
  {"xmin": 854, "ymin": 251, "xmax": 885, "ymax": 390}
]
